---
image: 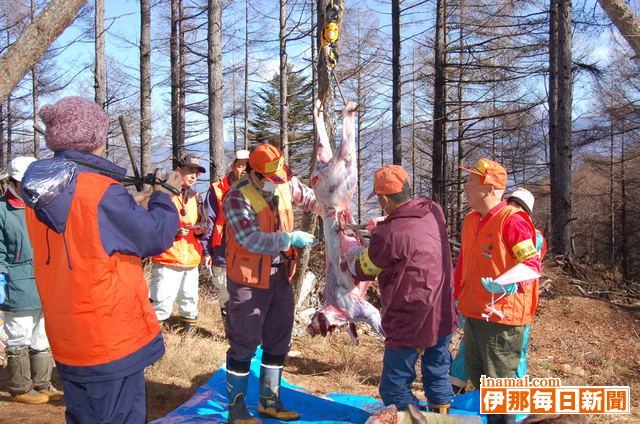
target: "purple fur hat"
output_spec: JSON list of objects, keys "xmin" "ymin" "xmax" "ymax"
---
[{"xmin": 39, "ymin": 97, "xmax": 109, "ymax": 152}]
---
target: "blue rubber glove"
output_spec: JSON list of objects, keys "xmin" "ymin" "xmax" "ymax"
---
[
  {"xmin": 289, "ymin": 231, "xmax": 317, "ymax": 248},
  {"xmin": 536, "ymin": 232, "xmax": 544, "ymax": 253},
  {"xmin": 0, "ymin": 273, "xmax": 7, "ymax": 304},
  {"xmin": 481, "ymin": 277, "xmax": 517, "ymax": 295}
]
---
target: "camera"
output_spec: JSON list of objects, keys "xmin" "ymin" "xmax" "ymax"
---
[
  {"xmin": 141, "ymin": 167, "xmax": 168, "ymax": 186},
  {"xmin": 139, "ymin": 168, "xmax": 180, "ymax": 195}
]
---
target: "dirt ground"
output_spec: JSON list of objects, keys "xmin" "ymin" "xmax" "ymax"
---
[{"xmin": 1, "ymin": 259, "xmax": 639, "ymax": 423}]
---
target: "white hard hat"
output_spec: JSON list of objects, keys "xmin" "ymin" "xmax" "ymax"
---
[
  {"xmin": 235, "ymin": 149, "xmax": 250, "ymax": 160},
  {"xmin": 7, "ymin": 156, "xmax": 37, "ymax": 182},
  {"xmin": 507, "ymin": 187, "xmax": 535, "ymax": 215}
]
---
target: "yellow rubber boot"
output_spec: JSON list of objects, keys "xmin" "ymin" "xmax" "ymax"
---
[
  {"xmin": 11, "ymin": 389, "xmax": 49, "ymax": 404},
  {"xmin": 37, "ymin": 385, "xmax": 64, "ymax": 401},
  {"xmin": 428, "ymin": 402, "xmax": 450, "ymax": 414}
]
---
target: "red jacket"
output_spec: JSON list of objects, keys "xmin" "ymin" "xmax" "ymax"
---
[{"xmin": 355, "ymin": 197, "xmax": 458, "ymax": 350}]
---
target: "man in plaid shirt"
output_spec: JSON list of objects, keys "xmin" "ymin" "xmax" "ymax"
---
[{"xmin": 223, "ymin": 144, "xmax": 318, "ymax": 424}]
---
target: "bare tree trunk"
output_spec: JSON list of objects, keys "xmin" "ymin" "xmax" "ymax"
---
[
  {"xmin": 0, "ymin": 104, "xmax": 4, "ymax": 168},
  {"xmin": 31, "ymin": 68, "xmax": 39, "ymax": 158},
  {"xmin": 280, "ymin": 0, "xmax": 289, "ymax": 162},
  {"xmin": 598, "ymin": 0, "xmax": 640, "ymax": 58},
  {"xmin": 294, "ymin": 0, "xmax": 319, "ymax": 302},
  {"xmin": 357, "ymin": 76, "xmax": 363, "ymax": 222},
  {"xmin": 317, "ymin": 0, "xmax": 344, "ymax": 149},
  {"xmin": 620, "ymin": 126, "xmax": 628, "ymax": 279},
  {"xmin": 233, "ymin": 80, "xmax": 238, "ymax": 152},
  {"xmin": 391, "ymin": 0, "xmax": 402, "ymax": 165},
  {"xmin": 170, "ymin": 0, "xmax": 184, "ymax": 168},
  {"xmin": 6, "ymin": 93, "xmax": 12, "ymax": 162},
  {"xmin": 178, "ymin": 0, "xmax": 186, "ymax": 161},
  {"xmin": 140, "ymin": 0, "xmax": 152, "ymax": 177},
  {"xmin": 30, "ymin": 0, "xmax": 40, "ymax": 159},
  {"xmin": 95, "ymin": 0, "xmax": 106, "ymax": 109},
  {"xmin": 609, "ymin": 119, "xmax": 615, "ymax": 263},
  {"xmin": 243, "ymin": 0, "xmax": 249, "ymax": 149},
  {"xmin": 432, "ymin": 0, "xmax": 447, "ymax": 209},
  {"xmin": 0, "ymin": 0, "xmax": 87, "ymax": 102},
  {"xmin": 208, "ymin": 0, "xmax": 225, "ymax": 182},
  {"xmin": 411, "ymin": 52, "xmax": 416, "ymax": 197},
  {"xmin": 455, "ymin": 33, "xmax": 464, "ymax": 238},
  {"xmin": 171, "ymin": 0, "xmax": 180, "ymax": 168},
  {"xmin": 548, "ymin": 0, "xmax": 573, "ymax": 255}
]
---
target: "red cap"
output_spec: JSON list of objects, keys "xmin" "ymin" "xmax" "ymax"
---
[
  {"xmin": 249, "ymin": 144, "xmax": 293, "ymax": 183},
  {"xmin": 367, "ymin": 165, "xmax": 411, "ymax": 200},
  {"xmin": 460, "ymin": 158, "xmax": 507, "ymax": 189}
]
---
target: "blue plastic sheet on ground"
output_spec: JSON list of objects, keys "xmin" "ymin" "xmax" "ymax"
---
[{"xmin": 151, "ymin": 348, "xmax": 522, "ymax": 423}]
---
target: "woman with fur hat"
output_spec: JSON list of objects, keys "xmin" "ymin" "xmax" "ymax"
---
[{"xmin": 21, "ymin": 96, "xmax": 182, "ymax": 424}]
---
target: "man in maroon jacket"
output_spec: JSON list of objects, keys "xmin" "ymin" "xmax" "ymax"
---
[{"xmin": 345, "ymin": 165, "xmax": 458, "ymax": 414}]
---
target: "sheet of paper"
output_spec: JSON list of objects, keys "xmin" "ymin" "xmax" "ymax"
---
[{"xmin": 493, "ymin": 263, "xmax": 540, "ymax": 286}]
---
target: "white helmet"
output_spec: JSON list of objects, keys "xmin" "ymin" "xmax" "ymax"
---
[
  {"xmin": 7, "ymin": 156, "xmax": 37, "ymax": 182},
  {"xmin": 235, "ymin": 149, "xmax": 250, "ymax": 160},
  {"xmin": 507, "ymin": 188, "xmax": 535, "ymax": 215}
]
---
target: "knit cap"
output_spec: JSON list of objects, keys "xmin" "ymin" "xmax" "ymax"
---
[{"xmin": 39, "ymin": 97, "xmax": 109, "ymax": 152}]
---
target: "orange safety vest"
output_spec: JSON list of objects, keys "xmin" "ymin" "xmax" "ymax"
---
[
  {"xmin": 25, "ymin": 173, "xmax": 160, "ymax": 367},
  {"xmin": 225, "ymin": 176, "xmax": 297, "ymax": 289},
  {"xmin": 152, "ymin": 189, "xmax": 203, "ymax": 268},
  {"xmin": 457, "ymin": 205, "xmax": 539, "ymax": 326},
  {"xmin": 210, "ymin": 175, "xmax": 233, "ymax": 247}
]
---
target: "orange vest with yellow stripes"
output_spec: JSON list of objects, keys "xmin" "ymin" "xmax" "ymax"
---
[
  {"xmin": 457, "ymin": 205, "xmax": 539, "ymax": 326},
  {"xmin": 152, "ymin": 190, "xmax": 203, "ymax": 268},
  {"xmin": 225, "ymin": 176, "xmax": 296, "ymax": 289},
  {"xmin": 25, "ymin": 173, "xmax": 160, "ymax": 367}
]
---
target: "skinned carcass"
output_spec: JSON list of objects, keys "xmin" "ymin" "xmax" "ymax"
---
[{"xmin": 307, "ymin": 99, "xmax": 384, "ymax": 344}]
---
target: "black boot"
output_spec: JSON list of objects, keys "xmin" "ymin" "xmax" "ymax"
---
[
  {"xmin": 227, "ymin": 359, "xmax": 259, "ymax": 424},
  {"xmin": 258, "ymin": 355, "xmax": 300, "ymax": 421},
  {"xmin": 179, "ymin": 316, "xmax": 197, "ymax": 332}
]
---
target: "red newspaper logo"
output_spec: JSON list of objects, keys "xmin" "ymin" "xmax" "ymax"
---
[{"xmin": 480, "ymin": 376, "xmax": 630, "ymax": 415}]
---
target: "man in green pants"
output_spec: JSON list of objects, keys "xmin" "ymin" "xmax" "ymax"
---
[{"xmin": 455, "ymin": 159, "xmax": 542, "ymax": 424}]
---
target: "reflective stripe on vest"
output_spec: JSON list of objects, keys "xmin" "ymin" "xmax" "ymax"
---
[
  {"xmin": 225, "ymin": 176, "xmax": 296, "ymax": 289},
  {"xmin": 152, "ymin": 191, "xmax": 203, "ymax": 268},
  {"xmin": 25, "ymin": 173, "xmax": 160, "ymax": 367},
  {"xmin": 211, "ymin": 176, "xmax": 232, "ymax": 247},
  {"xmin": 457, "ymin": 205, "xmax": 539, "ymax": 326}
]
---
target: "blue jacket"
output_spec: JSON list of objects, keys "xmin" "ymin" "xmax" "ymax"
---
[{"xmin": 21, "ymin": 149, "xmax": 179, "ymax": 382}]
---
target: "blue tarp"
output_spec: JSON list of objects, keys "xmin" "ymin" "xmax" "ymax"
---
[{"xmin": 151, "ymin": 348, "xmax": 520, "ymax": 423}]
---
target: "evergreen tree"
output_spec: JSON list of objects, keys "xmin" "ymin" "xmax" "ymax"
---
[{"xmin": 249, "ymin": 64, "xmax": 313, "ymax": 180}]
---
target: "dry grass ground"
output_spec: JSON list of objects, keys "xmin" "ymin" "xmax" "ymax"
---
[{"xmin": 1, "ymin": 260, "xmax": 640, "ymax": 423}]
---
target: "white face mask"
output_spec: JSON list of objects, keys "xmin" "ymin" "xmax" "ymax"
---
[{"xmin": 261, "ymin": 180, "xmax": 278, "ymax": 193}]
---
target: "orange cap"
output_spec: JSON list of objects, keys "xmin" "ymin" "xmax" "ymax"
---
[
  {"xmin": 460, "ymin": 158, "xmax": 507, "ymax": 189},
  {"xmin": 367, "ymin": 165, "xmax": 411, "ymax": 200},
  {"xmin": 249, "ymin": 144, "xmax": 293, "ymax": 183}
]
